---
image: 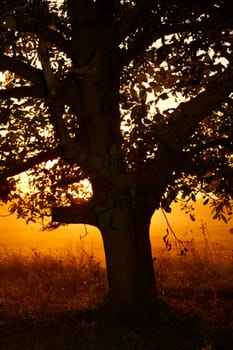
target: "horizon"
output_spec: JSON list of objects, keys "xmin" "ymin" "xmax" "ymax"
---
[{"xmin": 1, "ymin": 200, "xmax": 232, "ymax": 264}]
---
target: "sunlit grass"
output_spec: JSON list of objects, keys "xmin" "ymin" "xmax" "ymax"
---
[
  {"xmin": 154, "ymin": 244, "xmax": 233, "ymax": 328},
  {"xmin": 154, "ymin": 223, "xmax": 233, "ymax": 329},
  {"xmin": 0, "ymin": 247, "xmax": 107, "ymax": 318},
  {"xmin": 0, "ymin": 228, "xmax": 232, "ymax": 349},
  {"xmin": 0, "ymin": 227, "xmax": 232, "ymax": 327}
]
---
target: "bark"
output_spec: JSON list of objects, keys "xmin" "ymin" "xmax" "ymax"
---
[
  {"xmin": 0, "ymin": 53, "xmax": 43, "ymax": 85},
  {"xmin": 52, "ymin": 202, "xmax": 97, "ymax": 226},
  {"xmin": 100, "ymin": 202, "xmax": 158, "ymax": 314},
  {"xmin": 52, "ymin": 195, "xmax": 159, "ymax": 315},
  {"xmin": 0, "ymin": 86, "xmax": 44, "ymax": 100}
]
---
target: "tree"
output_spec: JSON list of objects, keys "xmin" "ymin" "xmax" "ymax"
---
[{"xmin": 0, "ymin": 0, "xmax": 232, "ymax": 312}]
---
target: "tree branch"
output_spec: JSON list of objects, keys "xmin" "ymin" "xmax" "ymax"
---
[
  {"xmin": 23, "ymin": 24, "xmax": 72, "ymax": 58},
  {"xmin": 148, "ymin": 67, "xmax": 233, "ymax": 155},
  {"xmin": 187, "ymin": 136, "xmax": 233, "ymax": 156},
  {"xmin": 0, "ymin": 53, "xmax": 43, "ymax": 86},
  {"xmin": 52, "ymin": 201, "xmax": 97, "ymax": 225},
  {"xmin": 120, "ymin": 20, "xmax": 215, "ymax": 66},
  {"xmin": 10, "ymin": 2, "xmax": 72, "ymax": 58},
  {"xmin": 0, "ymin": 147, "xmax": 61, "ymax": 180},
  {"xmin": 38, "ymin": 37, "xmax": 59, "ymax": 96},
  {"xmin": 0, "ymin": 86, "xmax": 45, "ymax": 100},
  {"xmin": 142, "ymin": 67, "xmax": 233, "ymax": 204},
  {"xmin": 168, "ymin": 67, "xmax": 233, "ymax": 144}
]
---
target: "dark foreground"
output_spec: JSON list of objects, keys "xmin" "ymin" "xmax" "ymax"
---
[
  {"xmin": 0, "ymin": 242, "xmax": 232, "ymax": 349},
  {"xmin": 1, "ymin": 300, "xmax": 233, "ymax": 350}
]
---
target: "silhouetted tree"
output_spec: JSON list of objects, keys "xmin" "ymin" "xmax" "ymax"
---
[{"xmin": 0, "ymin": 0, "xmax": 232, "ymax": 312}]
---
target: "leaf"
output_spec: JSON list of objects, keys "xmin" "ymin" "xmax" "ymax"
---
[
  {"xmin": 9, "ymin": 203, "xmax": 17, "ymax": 214},
  {"xmin": 160, "ymin": 92, "xmax": 169, "ymax": 100},
  {"xmin": 220, "ymin": 214, "xmax": 228, "ymax": 224},
  {"xmin": 189, "ymin": 213, "xmax": 195, "ymax": 221},
  {"xmin": 203, "ymin": 198, "xmax": 209, "ymax": 205},
  {"xmin": 162, "ymin": 228, "xmax": 172, "ymax": 250},
  {"xmin": 191, "ymin": 193, "xmax": 196, "ymax": 202}
]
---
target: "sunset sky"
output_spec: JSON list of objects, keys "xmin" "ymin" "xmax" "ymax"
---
[{"xmin": 1, "ymin": 201, "xmax": 232, "ymax": 264}]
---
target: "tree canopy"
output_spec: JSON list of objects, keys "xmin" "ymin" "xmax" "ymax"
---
[{"xmin": 0, "ymin": 0, "xmax": 232, "ymax": 226}]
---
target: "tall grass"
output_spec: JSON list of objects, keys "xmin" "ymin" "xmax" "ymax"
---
[
  {"xmin": 153, "ymin": 223, "xmax": 233, "ymax": 328},
  {"xmin": 0, "ymin": 224, "xmax": 232, "ymax": 328},
  {"xmin": 0, "ymin": 246, "xmax": 107, "ymax": 318}
]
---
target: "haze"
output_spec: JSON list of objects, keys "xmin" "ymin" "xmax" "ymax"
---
[{"xmin": 1, "ymin": 201, "xmax": 232, "ymax": 264}]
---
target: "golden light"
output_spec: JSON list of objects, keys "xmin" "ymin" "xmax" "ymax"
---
[{"xmin": 67, "ymin": 179, "xmax": 93, "ymax": 204}]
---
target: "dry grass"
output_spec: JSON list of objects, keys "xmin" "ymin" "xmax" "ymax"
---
[
  {"xmin": 154, "ymin": 225, "xmax": 233, "ymax": 331},
  {"xmin": 0, "ymin": 228, "xmax": 232, "ymax": 323},
  {"xmin": 0, "ymin": 247, "xmax": 107, "ymax": 318},
  {"xmin": 0, "ymin": 226, "xmax": 233, "ymax": 349}
]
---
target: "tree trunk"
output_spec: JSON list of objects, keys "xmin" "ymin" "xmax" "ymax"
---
[
  {"xmin": 100, "ymin": 203, "xmax": 159, "ymax": 316},
  {"xmin": 58, "ymin": 24, "xmax": 160, "ymax": 316}
]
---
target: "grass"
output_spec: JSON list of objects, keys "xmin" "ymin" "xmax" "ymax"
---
[
  {"xmin": 0, "ymin": 226, "xmax": 233, "ymax": 349},
  {"xmin": 0, "ymin": 247, "xmax": 107, "ymax": 318}
]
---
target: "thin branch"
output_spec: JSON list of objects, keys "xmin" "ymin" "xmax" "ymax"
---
[
  {"xmin": 160, "ymin": 205, "xmax": 192, "ymax": 244},
  {"xmin": 0, "ymin": 213, "xmax": 11, "ymax": 217},
  {"xmin": 0, "ymin": 86, "xmax": 45, "ymax": 100},
  {"xmin": 38, "ymin": 37, "xmax": 58, "ymax": 96},
  {"xmin": 0, "ymin": 147, "xmax": 61, "ymax": 180}
]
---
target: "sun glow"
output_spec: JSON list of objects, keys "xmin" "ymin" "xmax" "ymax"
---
[{"xmin": 67, "ymin": 179, "xmax": 93, "ymax": 204}]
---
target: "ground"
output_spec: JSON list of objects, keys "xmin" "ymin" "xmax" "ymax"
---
[
  {"xmin": 0, "ymin": 234, "xmax": 232, "ymax": 350},
  {"xmin": 0, "ymin": 301, "xmax": 232, "ymax": 350}
]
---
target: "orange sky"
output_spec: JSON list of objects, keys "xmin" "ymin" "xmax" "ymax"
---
[{"xmin": 0, "ymin": 201, "xmax": 232, "ymax": 264}]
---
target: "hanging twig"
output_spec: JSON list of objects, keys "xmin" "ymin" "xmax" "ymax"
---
[{"xmin": 160, "ymin": 204, "xmax": 192, "ymax": 244}]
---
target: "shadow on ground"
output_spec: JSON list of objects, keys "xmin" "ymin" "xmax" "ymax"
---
[{"xmin": 1, "ymin": 302, "xmax": 233, "ymax": 350}]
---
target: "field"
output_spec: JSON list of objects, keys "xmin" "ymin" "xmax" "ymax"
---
[{"xmin": 0, "ymin": 228, "xmax": 233, "ymax": 350}]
